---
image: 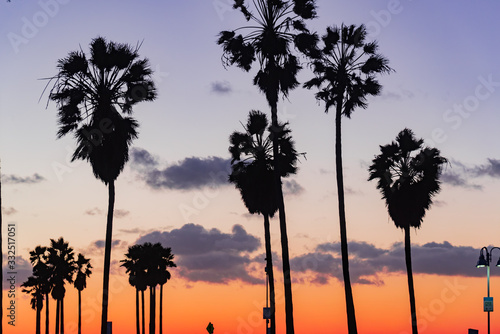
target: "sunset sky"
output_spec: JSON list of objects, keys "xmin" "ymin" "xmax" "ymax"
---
[{"xmin": 2, "ymin": 1, "xmax": 500, "ymax": 333}]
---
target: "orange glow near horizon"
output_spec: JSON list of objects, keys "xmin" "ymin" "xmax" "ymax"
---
[{"xmin": 4, "ymin": 272, "xmax": 499, "ymax": 334}]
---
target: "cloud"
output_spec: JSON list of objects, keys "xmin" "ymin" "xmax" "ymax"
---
[
  {"xmin": 85, "ymin": 208, "xmax": 103, "ymax": 216},
  {"xmin": 441, "ymin": 170, "xmax": 482, "ymax": 190},
  {"xmin": 114, "ymin": 209, "xmax": 130, "ymax": 218},
  {"xmin": 283, "ymin": 179, "xmax": 304, "ymax": 195},
  {"xmin": 131, "ymin": 147, "xmax": 159, "ymax": 167},
  {"xmin": 131, "ymin": 149, "xmax": 231, "ymax": 190},
  {"xmin": 441, "ymin": 158, "xmax": 500, "ymax": 189},
  {"xmin": 3, "ymin": 173, "xmax": 45, "ymax": 184},
  {"xmin": 471, "ymin": 158, "xmax": 500, "ymax": 178},
  {"xmin": 136, "ymin": 224, "xmax": 262, "ymax": 284},
  {"xmin": 3, "ymin": 255, "xmax": 32, "ymax": 289},
  {"xmin": 1, "ymin": 207, "xmax": 17, "ymax": 215},
  {"xmin": 291, "ymin": 240, "xmax": 483, "ymax": 285},
  {"xmin": 93, "ymin": 239, "xmax": 124, "ymax": 249},
  {"xmin": 210, "ymin": 81, "xmax": 232, "ymax": 94}
]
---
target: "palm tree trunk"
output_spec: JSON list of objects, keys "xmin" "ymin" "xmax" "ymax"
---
[
  {"xmin": 141, "ymin": 290, "xmax": 145, "ymax": 334},
  {"xmin": 149, "ymin": 287, "xmax": 156, "ymax": 334},
  {"xmin": 335, "ymin": 102, "xmax": 357, "ymax": 334},
  {"xmin": 160, "ymin": 284, "xmax": 164, "ymax": 334},
  {"xmin": 45, "ymin": 293, "xmax": 49, "ymax": 334},
  {"xmin": 61, "ymin": 297, "xmax": 64, "ymax": 334},
  {"xmin": 101, "ymin": 180, "xmax": 115, "ymax": 334},
  {"xmin": 404, "ymin": 226, "xmax": 418, "ymax": 334},
  {"xmin": 78, "ymin": 290, "xmax": 82, "ymax": 334},
  {"xmin": 270, "ymin": 103, "xmax": 294, "ymax": 334},
  {"xmin": 136, "ymin": 288, "xmax": 140, "ymax": 334},
  {"xmin": 36, "ymin": 295, "xmax": 42, "ymax": 334},
  {"xmin": 55, "ymin": 299, "xmax": 60, "ymax": 334},
  {"xmin": 263, "ymin": 214, "xmax": 276, "ymax": 334}
]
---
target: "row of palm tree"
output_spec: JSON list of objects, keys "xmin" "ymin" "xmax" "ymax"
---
[
  {"xmin": 121, "ymin": 242, "xmax": 176, "ymax": 334},
  {"xmin": 221, "ymin": 1, "xmax": 447, "ymax": 334},
  {"xmin": 21, "ymin": 238, "xmax": 92, "ymax": 334}
]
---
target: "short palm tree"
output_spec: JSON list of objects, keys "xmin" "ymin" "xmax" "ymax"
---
[
  {"xmin": 121, "ymin": 244, "xmax": 146, "ymax": 334},
  {"xmin": 29, "ymin": 246, "xmax": 52, "ymax": 334},
  {"xmin": 21, "ymin": 276, "xmax": 44, "ymax": 334},
  {"xmin": 47, "ymin": 237, "xmax": 76, "ymax": 334},
  {"xmin": 218, "ymin": 3, "xmax": 315, "ymax": 332},
  {"xmin": 229, "ymin": 110, "xmax": 298, "ymax": 334},
  {"xmin": 47, "ymin": 36, "xmax": 156, "ymax": 334},
  {"xmin": 368, "ymin": 128, "xmax": 447, "ymax": 334},
  {"xmin": 302, "ymin": 23, "xmax": 392, "ymax": 334},
  {"xmin": 156, "ymin": 244, "xmax": 176, "ymax": 334},
  {"xmin": 74, "ymin": 253, "xmax": 92, "ymax": 334}
]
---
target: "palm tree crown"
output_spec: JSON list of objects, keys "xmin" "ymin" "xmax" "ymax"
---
[
  {"xmin": 48, "ymin": 36, "xmax": 156, "ymax": 183},
  {"xmin": 229, "ymin": 110, "xmax": 298, "ymax": 216},
  {"xmin": 218, "ymin": 0, "xmax": 316, "ymax": 106},
  {"xmin": 368, "ymin": 128, "xmax": 448, "ymax": 228},
  {"xmin": 303, "ymin": 24, "xmax": 392, "ymax": 115}
]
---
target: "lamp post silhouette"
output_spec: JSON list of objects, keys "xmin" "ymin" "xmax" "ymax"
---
[{"xmin": 476, "ymin": 247, "xmax": 500, "ymax": 334}]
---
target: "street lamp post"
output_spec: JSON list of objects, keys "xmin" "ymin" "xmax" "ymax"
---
[{"xmin": 476, "ymin": 247, "xmax": 500, "ymax": 334}]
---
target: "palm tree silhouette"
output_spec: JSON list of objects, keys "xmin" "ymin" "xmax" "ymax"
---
[
  {"xmin": 368, "ymin": 128, "xmax": 447, "ymax": 334},
  {"xmin": 47, "ymin": 237, "xmax": 76, "ymax": 334},
  {"xmin": 29, "ymin": 245, "xmax": 52, "ymax": 334},
  {"xmin": 122, "ymin": 243, "xmax": 175, "ymax": 334},
  {"xmin": 228, "ymin": 110, "xmax": 298, "ymax": 334},
  {"xmin": 74, "ymin": 253, "xmax": 92, "ymax": 334},
  {"xmin": 302, "ymin": 24, "xmax": 392, "ymax": 334},
  {"xmin": 121, "ymin": 244, "xmax": 146, "ymax": 334},
  {"xmin": 218, "ymin": 3, "xmax": 315, "ymax": 332},
  {"xmin": 47, "ymin": 36, "xmax": 156, "ymax": 334},
  {"xmin": 21, "ymin": 275, "xmax": 45, "ymax": 334},
  {"xmin": 156, "ymin": 244, "xmax": 176, "ymax": 334}
]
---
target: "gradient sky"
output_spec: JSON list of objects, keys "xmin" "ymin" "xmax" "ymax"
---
[{"xmin": 2, "ymin": 1, "xmax": 500, "ymax": 333}]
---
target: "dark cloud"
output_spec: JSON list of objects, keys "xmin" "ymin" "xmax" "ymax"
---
[
  {"xmin": 130, "ymin": 147, "xmax": 159, "ymax": 167},
  {"xmin": 210, "ymin": 81, "xmax": 232, "ymax": 94},
  {"xmin": 283, "ymin": 179, "xmax": 304, "ymax": 195},
  {"xmin": 441, "ymin": 170, "xmax": 482, "ymax": 190},
  {"xmin": 472, "ymin": 158, "xmax": 500, "ymax": 178},
  {"xmin": 93, "ymin": 239, "xmax": 123, "ymax": 249},
  {"xmin": 292, "ymin": 241, "xmax": 484, "ymax": 285},
  {"xmin": 2, "ymin": 207, "xmax": 17, "ymax": 215},
  {"xmin": 132, "ymin": 149, "xmax": 231, "ymax": 190},
  {"xmin": 137, "ymin": 224, "xmax": 262, "ymax": 284},
  {"xmin": 3, "ymin": 173, "xmax": 45, "ymax": 184}
]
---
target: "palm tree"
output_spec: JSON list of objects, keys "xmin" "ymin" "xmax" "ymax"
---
[
  {"xmin": 47, "ymin": 36, "xmax": 156, "ymax": 334},
  {"xmin": 218, "ymin": 3, "xmax": 316, "ymax": 332},
  {"xmin": 22, "ymin": 276, "xmax": 45, "ymax": 334},
  {"xmin": 302, "ymin": 24, "xmax": 392, "ymax": 334},
  {"xmin": 29, "ymin": 246, "xmax": 52, "ymax": 334},
  {"xmin": 74, "ymin": 253, "xmax": 92, "ymax": 334},
  {"xmin": 121, "ymin": 244, "xmax": 148, "ymax": 334},
  {"xmin": 368, "ymin": 128, "xmax": 447, "ymax": 334},
  {"xmin": 47, "ymin": 237, "xmax": 76, "ymax": 334},
  {"xmin": 228, "ymin": 110, "xmax": 298, "ymax": 334},
  {"xmin": 156, "ymin": 244, "xmax": 176, "ymax": 334}
]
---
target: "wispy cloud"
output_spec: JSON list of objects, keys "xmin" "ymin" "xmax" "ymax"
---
[
  {"xmin": 283, "ymin": 179, "xmax": 304, "ymax": 195},
  {"xmin": 1, "ymin": 207, "xmax": 17, "ymax": 215},
  {"xmin": 441, "ymin": 158, "xmax": 500, "ymax": 189},
  {"xmin": 85, "ymin": 207, "xmax": 129, "ymax": 218},
  {"xmin": 3, "ymin": 173, "xmax": 45, "ymax": 184}
]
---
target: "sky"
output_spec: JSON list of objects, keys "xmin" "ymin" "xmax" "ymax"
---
[{"xmin": 1, "ymin": 0, "xmax": 500, "ymax": 333}]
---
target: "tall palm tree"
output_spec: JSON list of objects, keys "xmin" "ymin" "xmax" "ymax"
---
[
  {"xmin": 368, "ymin": 128, "xmax": 447, "ymax": 334},
  {"xmin": 218, "ymin": 3, "xmax": 315, "ymax": 332},
  {"xmin": 47, "ymin": 237, "xmax": 76, "ymax": 334},
  {"xmin": 74, "ymin": 253, "xmax": 92, "ymax": 334},
  {"xmin": 228, "ymin": 110, "xmax": 298, "ymax": 334},
  {"xmin": 156, "ymin": 244, "xmax": 176, "ymax": 334},
  {"xmin": 302, "ymin": 24, "xmax": 392, "ymax": 334},
  {"xmin": 29, "ymin": 246, "xmax": 52, "ymax": 334},
  {"xmin": 22, "ymin": 275, "xmax": 45, "ymax": 334},
  {"xmin": 47, "ymin": 36, "xmax": 156, "ymax": 334}
]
